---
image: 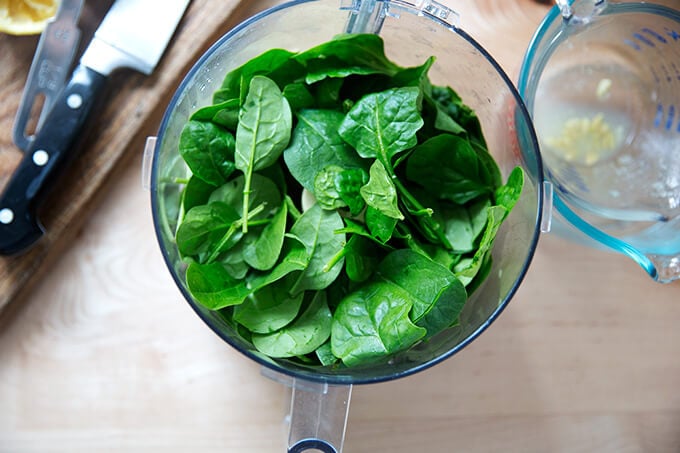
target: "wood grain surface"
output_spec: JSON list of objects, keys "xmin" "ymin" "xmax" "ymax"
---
[{"xmin": 2, "ymin": 1, "xmax": 680, "ymax": 452}]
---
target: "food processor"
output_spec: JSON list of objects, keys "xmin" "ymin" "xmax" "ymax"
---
[{"xmin": 148, "ymin": 1, "xmax": 546, "ymax": 451}]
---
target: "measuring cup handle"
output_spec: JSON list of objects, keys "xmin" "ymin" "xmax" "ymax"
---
[{"xmin": 288, "ymin": 439, "xmax": 338, "ymax": 453}]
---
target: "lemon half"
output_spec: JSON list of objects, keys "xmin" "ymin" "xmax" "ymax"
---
[{"xmin": 0, "ymin": 0, "xmax": 59, "ymax": 35}]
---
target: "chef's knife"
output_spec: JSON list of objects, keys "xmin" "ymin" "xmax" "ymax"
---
[{"xmin": 0, "ymin": 0, "xmax": 190, "ymax": 256}]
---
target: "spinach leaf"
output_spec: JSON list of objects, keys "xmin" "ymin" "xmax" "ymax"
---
[
  {"xmin": 293, "ymin": 33, "xmax": 401, "ymax": 80},
  {"xmin": 304, "ymin": 60, "xmax": 386, "ymax": 84},
  {"xmin": 287, "ymin": 204, "xmax": 346, "ymax": 294},
  {"xmin": 176, "ymin": 202, "xmax": 241, "ymax": 260},
  {"xmin": 252, "ymin": 291, "xmax": 332, "ymax": 358},
  {"xmin": 495, "ymin": 166, "xmax": 524, "ymax": 213},
  {"xmin": 248, "ymin": 237, "xmax": 310, "ymax": 290},
  {"xmin": 282, "ymin": 83, "xmax": 315, "ymax": 112},
  {"xmin": 431, "ymin": 85, "xmax": 485, "ymax": 142},
  {"xmin": 284, "ymin": 109, "xmax": 366, "ymax": 193},
  {"xmin": 334, "ymin": 218, "xmax": 395, "ymax": 248},
  {"xmin": 233, "ymin": 276, "xmax": 304, "ymax": 334},
  {"xmin": 454, "ymin": 169, "xmax": 524, "ymax": 283},
  {"xmin": 377, "ymin": 250, "xmax": 466, "ymax": 337},
  {"xmin": 343, "ymin": 235, "xmax": 381, "ymax": 283},
  {"xmin": 365, "ymin": 206, "xmax": 398, "ymax": 244},
  {"xmin": 309, "ymin": 77, "xmax": 344, "ymax": 109},
  {"xmin": 220, "ymin": 240, "xmax": 249, "ymax": 280},
  {"xmin": 315, "ymin": 341, "xmax": 339, "ymax": 366},
  {"xmin": 406, "ymin": 134, "xmax": 492, "ymax": 204},
  {"xmin": 179, "ymin": 176, "xmax": 217, "ymax": 219},
  {"xmin": 313, "ymin": 165, "xmax": 347, "ymax": 211},
  {"xmin": 215, "ymin": 48, "xmax": 296, "ymax": 103},
  {"xmin": 360, "ymin": 160, "xmax": 404, "ymax": 220},
  {"xmin": 442, "ymin": 199, "xmax": 489, "ymax": 253},
  {"xmin": 390, "ymin": 56, "xmax": 435, "ymax": 91},
  {"xmin": 334, "ymin": 167, "xmax": 368, "ymax": 215},
  {"xmin": 209, "ymin": 174, "xmax": 282, "ymax": 221},
  {"xmin": 243, "ymin": 202, "xmax": 288, "ymax": 271},
  {"xmin": 455, "ymin": 205, "xmax": 507, "ymax": 283},
  {"xmin": 235, "ymin": 75, "xmax": 292, "ymax": 231},
  {"xmin": 473, "ymin": 139, "xmax": 503, "ymax": 189},
  {"xmin": 179, "ymin": 120, "xmax": 236, "ymax": 186},
  {"xmin": 338, "ymin": 86, "xmax": 423, "ymax": 166},
  {"xmin": 331, "ymin": 280, "xmax": 426, "ymax": 367},
  {"xmin": 185, "ymin": 261, "xmax": 251, "ymax": 310},
  {"xmin": 190, "ymin": 98, "xmax": 240, "ymax": 130}
]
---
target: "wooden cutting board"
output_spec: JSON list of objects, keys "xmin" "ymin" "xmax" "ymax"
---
[{"xmin": 0, "ymin": 0, "xmax": 250, "ymax": 312}]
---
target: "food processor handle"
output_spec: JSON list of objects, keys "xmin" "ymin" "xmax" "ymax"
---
[{"xmin": 285, "ymin": 379, "xmax": 353, "ymax": 453}]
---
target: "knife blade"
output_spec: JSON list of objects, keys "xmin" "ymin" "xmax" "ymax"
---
[{"xmin": 0, "ymin": 0, "xmax": 190, "ymax": 256}]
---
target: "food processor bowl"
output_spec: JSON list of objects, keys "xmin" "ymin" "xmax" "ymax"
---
[{"xmin": 149, "ymin": 1, "xmax": 545, "ymax": 451}]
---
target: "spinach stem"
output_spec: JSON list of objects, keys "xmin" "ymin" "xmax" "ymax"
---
[
  {"xmin": 207, "ymin": 202, "xmax": 267, "ymax": 263},
  {"xmin": 323, "ymin": 243, "xmax": 348, "ymax": 273},
  {"xmin": 389, "ymin": 166, "xmax": 453, "ymax": 250},
  {"xmin": 285, "ymin": 195, "xmax": 302, "ymax": 221},
  {"xmin": 242, "ymin": 175, "xmax": 252, "ymax": 233}
]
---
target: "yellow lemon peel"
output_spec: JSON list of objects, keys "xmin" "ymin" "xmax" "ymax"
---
[{"xmin": 0, "ymin": 0, "xmax": 59, "ymax": 36}]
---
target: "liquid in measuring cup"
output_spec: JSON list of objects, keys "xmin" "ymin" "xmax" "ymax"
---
[{"xmin": 534, "ymin": 63, "xmax": 680, "ymax": 253}]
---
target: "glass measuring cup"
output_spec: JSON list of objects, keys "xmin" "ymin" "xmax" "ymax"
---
[
  {"xmin": 518, "ymin": 0, "xmax": 680, "ymax": 283},
  {"xmin": 148, "ymin": 1, "xmax": 545, "ymax": 451}
]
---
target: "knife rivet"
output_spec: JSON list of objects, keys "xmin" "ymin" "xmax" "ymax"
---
[
  {"xmin": 33, "ymin": 150, "xmax": 50, "ymax": 167},
  {"xmin": 0, "ymin": 208, "xmax": 14, "ymax": 225},
  {"xmin": 67, "ymin": 93, "xmax": 83, "ymax": 110}
]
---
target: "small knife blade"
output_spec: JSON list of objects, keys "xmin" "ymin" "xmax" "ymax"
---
[{"xmin": 0, "ymin": 0, "xmax": 191, "ymax": 256}]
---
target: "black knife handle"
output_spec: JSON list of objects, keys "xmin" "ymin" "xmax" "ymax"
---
[{"xmin": 0, "ymin": 64, "xmax": 107, "ymax": 256}]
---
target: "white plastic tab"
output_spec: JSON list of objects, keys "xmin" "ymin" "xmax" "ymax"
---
[
  {"xmin": 141, "ymin": 136, "xmax": 157, "ymax": 191},
  {"xmin": 541, "ymin": 181, "xmax": 554, "ymax": 233},
  {"xmin": 417, "ymin": 0, "xmax": 459, "ymax": 27}
]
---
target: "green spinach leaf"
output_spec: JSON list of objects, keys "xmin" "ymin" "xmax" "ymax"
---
[
  {"xmin": 252, "ymin": 291, "xmax": 332, "ymax": 358},
  {"xmin": 293, "ymin": 33, "xmax": 401, "ymax": 80},
  {"xmin": 235, "ymin": 75, "xmax": 292, "ymax": 231},
  {"xmin": 179, "ymin": 120, "xmax": 236, "ymax": 186},
  {"xmin": 365, "ymin": 206, "xmax": 398, "ymax": 244},
  {"xmin": 191, "ymin": 98, "xmax": 240, "ymax": 130},
  {"xmin": 215, "ymin": 48, "xmax": 296, "ymax": 103},
  {"xmin": 360, "ymin": 160, "xmax": 404, "ymax": 220},
  {"xmin": 209, "ymin": 173, "xmax": 282, "ymax": 221},
  {"xmin": 186, "ymin": 261, "xmax": 251, "ymax": 310},
  {"xmin": 287, "ymin": 204, "xmax": 346, "ymax": 294},
  {"xmin": 331, "ymin": 280, "xmax": 426, "ymax": 367},
  {"xmin": 284, "ymin": 109, "xmax": 366, "ymax": 193},
  {"xmin": 243, "ymin": 202, "xmax": 288, "ymax": 271},
  {"xmin": 176, "ymin": 202, "xmax": 241, "ymax": 260},
  {"xmin": 343, "ymin": 235, "xmax": 381, "ymax": 282},
  {"xmin": 248, "ymin": 237, "xmax": 310, "ymax": 291},
  {"xmin": 233, "ymin": 276, "xmax": 304, "ymax": 334},
  {"xmin": 406, "ymin": 134, "xmax": 492, "ymax": 204},
  {"xmin": 339, "ymin": 86, "xmax": 423, "ymax": 166},
  {"xmin": 377, "ymin": 250, "xmax": 466, "ymax": 337}
]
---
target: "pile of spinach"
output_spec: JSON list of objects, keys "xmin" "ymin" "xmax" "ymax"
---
[{"xmin": 174, "ymin": 34, "xmax": 524, "ymax": 368}]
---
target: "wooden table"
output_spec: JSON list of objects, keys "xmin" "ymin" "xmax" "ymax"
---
[{"xmin": 2, "ymin": 1, "xmax": 680, "ymax": 452}]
